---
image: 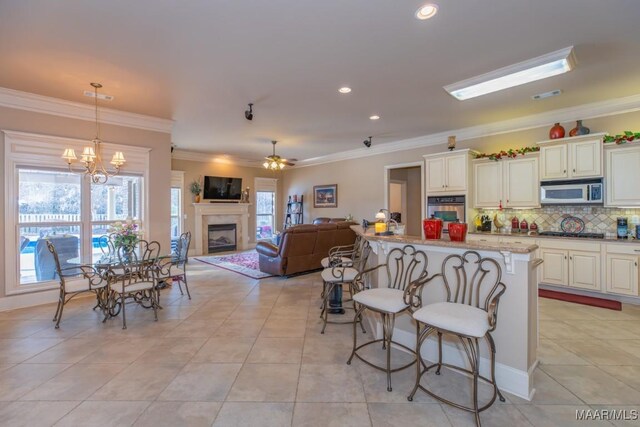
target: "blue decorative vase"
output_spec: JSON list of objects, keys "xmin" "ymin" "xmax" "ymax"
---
[{"xmin": 569, "ymin": 120, "xmax": 590, "ymax": 136}]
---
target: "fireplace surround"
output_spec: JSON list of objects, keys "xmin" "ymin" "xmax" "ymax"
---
[{"xmin": 193, "ymin": 203, "xmax": 251, "ymax": 255}]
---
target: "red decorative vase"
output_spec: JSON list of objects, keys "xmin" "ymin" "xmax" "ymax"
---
[
  {"xmin": 423, "ymin": 217, "xmax": 443, "ymax": 240},
  {"xmin": 448, "ymin": 222, "xmax": 468, "ymax": 242},
  {"xmin": 549, "ymin": 123, "xmax": 565, "ymax": 139}
]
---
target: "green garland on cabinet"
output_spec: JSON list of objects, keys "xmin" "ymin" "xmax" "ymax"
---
[
  {"xmin": 604, "ymin": 131, "xmax": 640, "ymax": 145},
  {"xmin": 473, "ymin": 146, "xmax": 540, "ymax": 161}
]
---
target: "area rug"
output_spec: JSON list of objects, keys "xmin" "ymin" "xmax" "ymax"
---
[
  {"xmin": 539, "ymin": 288, "xmax": 622, "ymax": 311},
  {"xmin": 195, "ymin": 250, "xmax": 273, "ymax": 279}
]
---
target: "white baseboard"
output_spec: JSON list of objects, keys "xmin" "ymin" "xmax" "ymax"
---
[{"xmin": 0, "ymin": 289, "xmax": 60, "ymax": 312}]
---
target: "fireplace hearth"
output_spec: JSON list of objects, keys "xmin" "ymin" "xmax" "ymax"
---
[{"xmin": 208, "ymin": 224, "xmax": 237, "ymax": 253}]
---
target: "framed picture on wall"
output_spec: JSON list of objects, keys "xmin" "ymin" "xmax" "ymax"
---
[{"xmin": 313, "ymin": 184, "xmax": 338, "ymax": 208}]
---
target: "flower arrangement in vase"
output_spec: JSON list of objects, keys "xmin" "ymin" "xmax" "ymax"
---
[
  {"xmin": 190, "ymin": 178, "xmax": 202, "ymax": 203},
  {"xmin": 108, "ymin": 219, "xmax": 144, "ymax": 252}
]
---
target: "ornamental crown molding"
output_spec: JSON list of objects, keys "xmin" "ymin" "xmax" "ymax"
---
[
  {"xmin": 293, "ymin": 93, "xmax": 640, "ymax": 168},
  {"xmin": 172, "ymin": 148, "xmax": 264, "ymax": 168},
  {"xmin": 0, "ymin": 87, "xmax": 173, "ymax": 134}
]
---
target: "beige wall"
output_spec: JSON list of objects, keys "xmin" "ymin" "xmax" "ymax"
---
[
  {"xmin": 170, "ymin": 159, "xmax": 284, "ymax": 244},
  {"xmin": 283, "ymin": 110, "xmax": 640, "ymax": 226},
  {"xmin": 0, "ymin": 106, "xmax": 172, "ymax": 298}
]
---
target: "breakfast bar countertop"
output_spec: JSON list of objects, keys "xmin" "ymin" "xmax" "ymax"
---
[
  {"xmin": 351, "ymin": 225, "xmax": 538, "ymax": 254},
  {"xmin": 469, "ymin": 230, "xmax": 640, "ymax": 245}
]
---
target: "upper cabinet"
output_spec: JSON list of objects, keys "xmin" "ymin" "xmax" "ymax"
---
[
  {"xmin": 473, "ymin": 155, "xmax": 539, "ymax": 208},
  {"xmin": 424, "ymin": 149, "xmax": 476, "ymax": 194},
  {"xmin": 538, "ymin": 133, "xmax": 605, "ymax": 180},
  {"xmin": 605, "ymin": 144, "xmax": 640, "ymax": 207}
]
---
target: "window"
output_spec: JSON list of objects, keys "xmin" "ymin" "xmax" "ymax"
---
[
  {"xmin": 17, "ymin": 168, "xmax": 143, "ymax": 284},
  {"xmin": 255, "ymin": 178, "xmax": 278, "ymax": 241},
  {"xmin": 90, "ymin": 176, "xmax": 142, "ymax": 262},
  {"xmin": 256, "ymin": 191, "xmax": 276, "ymax": 240},
  {"xmin": 171, "ymin": 187, "xmax": 181, "ymax": 239},
  {"xmin": 5, "ymin": 131, "xmax": 151, "ymax": 296},
  {"xmin": 170, "ymin": 171, "xmax": 184, "ymax": 251}
]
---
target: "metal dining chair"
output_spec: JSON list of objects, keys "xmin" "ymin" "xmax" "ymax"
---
[
  {"xmin": 108, "ymin": 242, "xmax": 162, "ymax": 329},
  {"xmin": 159, "ymin": 231, "xmax": 192, "ymax": 299},
  {"xmin": 47, "ymin": 241, "xmax": 107, "ymax": 329}
]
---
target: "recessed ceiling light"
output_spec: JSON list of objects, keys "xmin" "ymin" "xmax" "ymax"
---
[
  {"xmin": 338, "ymin": 87, "xmax": 352, "ymax": 94},
  {"xmin": 444, "ymin": 46, "xmax": 576, "ymax": 100},
  {"xmin": 369, "ymin": 115, "xmax": 380, "ymax": 120},
  {"xmin": 415, "ymin": 4, "xmax": 438, "ymax": 20}
]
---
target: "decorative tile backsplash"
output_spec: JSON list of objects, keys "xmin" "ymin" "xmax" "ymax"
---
[{"xmin": 473, "ymin": 206, "xmax": 640, "ymax": 237}]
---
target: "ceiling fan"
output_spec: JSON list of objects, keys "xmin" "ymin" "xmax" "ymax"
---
[{"xmin": 263, "ymin": 140, "xmax": 295, "ymax": 170}]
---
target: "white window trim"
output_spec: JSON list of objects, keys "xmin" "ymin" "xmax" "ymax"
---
[{"xmin": 3, "ymin": 130, "xmax": 150, "ymax": 296}]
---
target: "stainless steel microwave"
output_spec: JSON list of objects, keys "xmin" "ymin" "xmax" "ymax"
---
[{"xmin": 540, "ymin": 178, "xmax": 603, "ymax": 205}]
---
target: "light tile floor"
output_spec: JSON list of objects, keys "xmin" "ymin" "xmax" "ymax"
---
[{"xmin": 1, "ymin": 261, "xmax": 640, "ymax": 426}]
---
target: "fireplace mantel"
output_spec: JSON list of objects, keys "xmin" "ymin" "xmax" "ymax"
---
[{"xmin": 193, "ymin": 203, "xmax": 251, "ymax": 255}]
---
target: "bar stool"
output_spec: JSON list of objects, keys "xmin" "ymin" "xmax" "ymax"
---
[
  {"xmin": 320, "ymin": 235, "xmax": 364, "ymax": 268},
  {"xmin": 347, "ymin": 244, "xmax": 429, "ymax": 392},
  {"xmin": 408, "ymin": 251, "xmax": 506, "ymax": 427},
  {"xmin": 320, "ymin": 240, "xmax": 371, "ymax": 334}
]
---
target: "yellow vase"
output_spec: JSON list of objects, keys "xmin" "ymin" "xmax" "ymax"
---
[{"xmin": 195, "ymin": 194, "xmax": 201, "ymax": 203}]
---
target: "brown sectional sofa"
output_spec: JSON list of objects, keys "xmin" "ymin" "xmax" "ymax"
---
[{"xmin": 256, "ymin": 220, "xmax": 356, "ymax": 276}]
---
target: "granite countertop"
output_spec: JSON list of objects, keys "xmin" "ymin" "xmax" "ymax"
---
[
  {"xmin": 351, "ymin": 226, "xmax": 537, "ymax": 254},
  {"xmin": 469, "ymin": 230, "xmax": 640, "ymax": 245}
]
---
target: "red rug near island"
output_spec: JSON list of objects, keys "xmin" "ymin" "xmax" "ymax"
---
[
  {"xmin": 538, "ymin": 289, "xmax": 622, "ymax": 311},
  {"xmin": 195, "ymin": 250, "xmax": 274, "ymax": 279}
]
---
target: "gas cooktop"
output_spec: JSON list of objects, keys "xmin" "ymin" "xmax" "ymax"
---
[{"xmin": 538, "ymin": 231, "xmax": 605, "ymax": 239}]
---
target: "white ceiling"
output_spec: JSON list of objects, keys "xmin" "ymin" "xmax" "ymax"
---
[{"xmin": 1, "ymin": 0, "xmax": 640, "ymax": 163}]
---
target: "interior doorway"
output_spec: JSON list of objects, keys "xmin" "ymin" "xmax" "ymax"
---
[{"xmin": 384, "ymin": 163, "xmax": 424, "ymax": 237}]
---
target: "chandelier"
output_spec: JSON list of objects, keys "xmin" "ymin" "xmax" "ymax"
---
[
  {"xmin": 263, "ymin": 140, "xmax": 287, "ymax": 170},
  {"xmin": 61, "ymin": 83, "xmax": 126, "ymax": 184}
]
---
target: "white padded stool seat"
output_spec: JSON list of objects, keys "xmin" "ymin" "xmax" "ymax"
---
[
  {"xmin": 413, "ymin": 302, "xmax": 490, "ymax": 338},
  {"xmin": 353, "ymin": 288, "xmax": 408, "ymax": 313},
  {"xmin": 320, "ymin": 256, "xmax": 352, "ymax": 268},
  {"xmin": 321, "ymin": 267, "xmax": 359, "ymax": 283}
]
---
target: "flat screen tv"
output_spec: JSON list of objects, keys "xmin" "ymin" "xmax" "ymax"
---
[{"xmin": 203, "ymin": 176, "xmax": 243, "ymax": 201}]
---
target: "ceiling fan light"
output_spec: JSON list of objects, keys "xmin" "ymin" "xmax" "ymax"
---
[
  {"xmin": 263, "ymin": 161, "xmax": 269, "ymax": 169},
  {"xmin": 279, "ymin": 162, "xmax": 285, "ymax": 169}
]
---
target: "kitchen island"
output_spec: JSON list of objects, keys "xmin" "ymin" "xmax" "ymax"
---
[{"xmin": 352, "ymin": 225, "xmax": 541, "ymax": 400}]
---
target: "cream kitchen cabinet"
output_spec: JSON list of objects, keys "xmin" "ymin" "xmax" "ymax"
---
[
  {"xmin": 424, "ymin": 150, "xmax": 476, "ymax": 194},
  {"xmin": 538, "ymin": 240, "xmax": 601, "ymax": 291},
  {"xmin": 473, "ymin": 155, "xmax": 539, "ymax": 208},
  {"xmin": 605, "ymin": 144, "xmax": 640, "ymax": 207},
  {"xmin": 504, "ymin": 156, "xmax": 539, "ymax": 208},
  {"xmin": 538, "ymin": 134, "xmax": 604, "ymax": 180},
  {"xmin": 568, "ymin": 251, "xmax": 601, "ymax": 291},
  {"xmin": 473, "ymin": 161, "xmax": 502, "ymax": 207},
  {"xmin": 605, "ymin": 244, "xmax": 640, "ymax": 296},
  {"xmin": 540, "ymin": 144, "xmax": 568, "ymax": 180},
  {"xmin": 539, "ymin": 248, "xmax": 568, "ymax": 286}
]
